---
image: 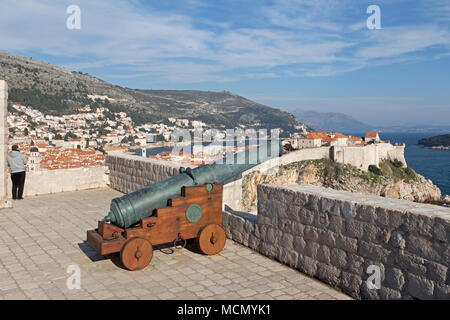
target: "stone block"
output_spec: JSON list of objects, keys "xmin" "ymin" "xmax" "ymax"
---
[
  {"xmin": 293, "ymin": 236, "xmax": 306, "ymax": 253},
  {"xmin": 297, "ymin": 254, "xmax": 318, "ymax": 277},
  {"xmin": 385, "ymin": 267, "xmax": 405, "ymax": 290},
  {"xmin": 360, "ymin": 282, "xmax": 380, "ymax": 300},
  {"xmin": 317, "ymin": 245, "xmax": 330, "ymax": 264},
  {"xmin": 425, "ymin": 261, "xmax": 447, "ymax": 283},
  {"xmin": 390, "ymin": 251, "xmax": 426, "ymax": 277},
  {"xmin": 340, "ymin": 271, "xmax": 362, "ymax": 298},
  {"xmin": 303, "ymin": 225, "xmax": 319, "ymax": 241},
  {"xmin": 345, "ymin": 219, "xmax": 364, "ymax": 239},
  {"xmin": 434, "ymin": 283, "xmax": 450, "ymax": 300},
  {"xmin": 433, "ymin": 218, "xmax": 450, "ymax": 243},
  {"xmin": 248, "ymin": 234, "xmax": 260, "ymax": 251},
  {"xmin": 280, "ymin": 233, "xmax": 294, "ymax": 250},
  {"xmin": 286, "ymin": 205, "xmax": 302, "ymax": 222},
  {"xmin": 328, "ymin": 215, "xmax": 344, "ymax": 234},
  {"xmin": 361, "ymin": 223, "xmax": 380, "ymax": 243},
  {"xmin": 319, "ymin": 197, "xmax": 333, "ymax": 215},
  {"xmin": 406, "ymin": 234, "xmax": 445, "ymax": 265},
  {"xmin": 298, "ymin": 208, "xmax": 314, "ymax": 226},
  {"xmin": 317, "ymin": 229, "xmax": 336, "ymax": 247},
  {"xmin": 305, "ymin": 241, "xmax": 320, "ymax": 259},
  {"xmin": 379, "ymin": 287, "xmax": 402, "ymax": 300},
  {"xmin": 231, "ymin": 229, "xmax": 243, "ymax": 244},
  {"xmin": 290, "ymin": 221, "xmax": 304, "ymax": 236},
  {"xmin": 316, "ymin": 263, "xmax": 341, "ymax": 287},
  {"xmin": 390, "ymin": 231, "xmax": 406, "ymax": 250},
  {"xmin": 358, "ymin": 240, "xmax": 390, "ymax": 263},
  {"xmin": 230, "ymin": 216, "xmax": 245, "ymax": 235},
  {"xmin": 389, "ymin": 210, "xmax": 405, "ymax": 229},
  {"xmin": 335, "ymin": 234, "xmax": 358, "ymax": 254},
  {"xmin": 259, "ymin": 242, "xmax": 276, "ymax": 259},
  {"xmin": 341, "ymin": 201, "xmax": 357, "ymax": 219},
  {"xmin": 277, "ymin": 218, "xmax": 292, "ymax": 233},
  {"xmin": 277, "ymin": 248, "xmax": 299, "ymax": 269},
  {"xmin": 313, "ymin": 212, "xmax": 330, "ymax": 230},
  {"xmin": 375, "ymin": 207, "xmax": 390, "ymax": 227},
  {"xmin": 244, "ymin": 220, "xmax": 255, "ymax": 234},
  {"xmin": 356, "ymin": 204, "xmax": 376, "ymax": 223},
  {"xmin": 306, "ymin": 194, "xmax": 320, "ymax": 212},
  {"xmin": 407, "ymin": 273, "xmax": 434, "ymax": 300},
  {"xmin": 330, "ymin": 248, "xmax": 347, "ymax": 269},
  {"xmin": 265, "ymin": 226, "xmax": 276, "ymax": 245}
]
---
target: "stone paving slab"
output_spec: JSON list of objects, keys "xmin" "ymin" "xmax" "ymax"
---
[{"xmin": 0, "ymin": 188, "xmax": 352, "ymax": 300}]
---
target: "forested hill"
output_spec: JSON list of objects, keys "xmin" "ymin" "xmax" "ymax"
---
[
  {"xmin": 0, "ymin": 50, "xmax": 307, "ymax": 136},
  {"xmin": 418, "ymin": 134, "xmax": 450, "ymax": 147}
]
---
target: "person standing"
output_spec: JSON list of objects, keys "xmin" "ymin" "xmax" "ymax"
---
[{"xmin": 7, "ymin": 145, "xmax": 27, "ymax": 200}]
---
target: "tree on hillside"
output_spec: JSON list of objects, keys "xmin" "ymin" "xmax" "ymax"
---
[{"xmin": 64, "ymin": 132, "xmax": 78, "ymax": 141}]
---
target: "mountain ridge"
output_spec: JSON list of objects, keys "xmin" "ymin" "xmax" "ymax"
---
[
  {"xmin": 0, "ymin": 50, "xmax": 306, "ymax": 136},
  {"xmin": 290, "ymin": 109, "xmax": 373, "ymax": 133}
]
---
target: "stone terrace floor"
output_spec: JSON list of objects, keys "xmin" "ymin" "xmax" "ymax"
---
[{"xmin": 0, "ymin": 188, "xmax": 352, "ymax": 300}]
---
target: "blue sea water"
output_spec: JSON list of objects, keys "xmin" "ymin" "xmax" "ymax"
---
[{"xmin": 381, "ymin": 133, "xmax": 450, "ymax": 196}]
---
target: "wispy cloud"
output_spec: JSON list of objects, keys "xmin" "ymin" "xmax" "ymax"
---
[{"xmin": 0, "ymin": 0, "xmax": 449, "ymax": 83}]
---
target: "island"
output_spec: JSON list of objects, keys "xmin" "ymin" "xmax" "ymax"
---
[{"xmin": 418, "ymin": 134, "xmax": 450, "ymax": 150}]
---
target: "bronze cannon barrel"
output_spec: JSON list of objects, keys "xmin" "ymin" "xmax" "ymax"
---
[{"xmin": 103, "ymin": 141, "xmax": 282, "ymax": 228}]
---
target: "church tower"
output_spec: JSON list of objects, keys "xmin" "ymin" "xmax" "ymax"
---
[{"xmin": 28, "ymin": 146, "xmax": 41, "ymax": 172}]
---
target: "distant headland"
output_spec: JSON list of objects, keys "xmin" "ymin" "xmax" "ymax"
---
[{"xmin": 418, "ymin": 134, "xmax": 450, "ymax": 150}]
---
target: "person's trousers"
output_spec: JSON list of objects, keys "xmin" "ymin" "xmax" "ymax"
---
[{"xmin": 11, "ymin": 171, "xmax": 26, "ymax": 200}]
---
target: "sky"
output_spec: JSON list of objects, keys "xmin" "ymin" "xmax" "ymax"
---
[{"xmin": 0, "ymin": 0, "xmax": 449, "ymax": 127}]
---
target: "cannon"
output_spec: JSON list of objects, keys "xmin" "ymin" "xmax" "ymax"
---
[{"xmin": 87, "ymin": 141, "xmax": 281, "ymax": 270}]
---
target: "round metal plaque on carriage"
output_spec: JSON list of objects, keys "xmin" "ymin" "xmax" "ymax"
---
[{"xmin": 186, "ymin": 203, "xmax": 202, "ymax": 223}]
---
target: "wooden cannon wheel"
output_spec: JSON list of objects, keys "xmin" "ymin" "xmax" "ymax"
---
[
  {"xmin": 197, "ymin": 224, "xmax": 226, "ymax": 255},
  {"xmin": 120, "ymin": 237, "xmax": 153, "ymax": 271}
]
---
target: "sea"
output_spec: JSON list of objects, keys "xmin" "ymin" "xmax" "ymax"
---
[{"xmin": 135, "ymin": 132, "xmax": 450, "ymax": 196}]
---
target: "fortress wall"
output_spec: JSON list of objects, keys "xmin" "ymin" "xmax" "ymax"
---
[
  {"xmin": 332, "ymin": 145, "xmax": 379, "ymax": 171},
  {"xmin": 279, "ymin": 147, "xmax": 331, "ymax": 165},
  {"xmin": 7, "ymin": 166, "xmax": 108, "ymax": 198},
  {"xmin": 330, "ymin": 143, "xmax": 407, "ymax": 172},
  {"xmin": 222, "ymin": 184, "xmax": 450, "ymax": 300}
]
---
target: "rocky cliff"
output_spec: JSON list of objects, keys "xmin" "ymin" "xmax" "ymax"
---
[{"xmin": 242, "ymin": 159, "xmax": 443, "ymax": 211}]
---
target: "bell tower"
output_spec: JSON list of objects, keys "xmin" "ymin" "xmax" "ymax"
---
[{"xmin": 28, "ymin": 146, "xmax": 41, "ymax": 172}]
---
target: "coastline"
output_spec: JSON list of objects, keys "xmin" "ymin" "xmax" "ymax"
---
[{"xmin": 419, "ymin": 145, "xmax": 450, "ymax": 150}]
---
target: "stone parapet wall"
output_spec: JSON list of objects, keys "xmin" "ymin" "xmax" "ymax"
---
[
  {"xmin": 7, "ymin": 166, "xmax": 108, "ymax": 198},
  {"xmin": 106, "ymin": 154, "xmax": 185, "ymax": 194},
  {"xmin": 222, "ymin": 184, "xmax": 450, "ymax": 300}
]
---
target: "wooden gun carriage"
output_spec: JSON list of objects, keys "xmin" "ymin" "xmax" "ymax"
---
[{"xmin": 87, "ymin": 183, "xmax": 226, "ymax": 270}]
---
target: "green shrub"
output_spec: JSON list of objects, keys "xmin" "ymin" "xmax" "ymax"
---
[
  {"xmin": 368, "ymin": 165, "xmax": 382, "ymax": 175},
  {"xmin": 404, "ymin": 167, "xmax": 417, "ymax": 180},
  {"xmin": 391, "ymin": 159, "xmax": 403, "ymax": 168}
]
